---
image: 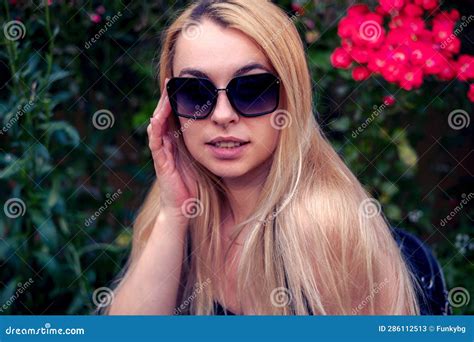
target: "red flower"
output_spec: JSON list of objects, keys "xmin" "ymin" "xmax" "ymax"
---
[
  {"xmin": 432, "ymin": 20, "xmax": 455, "ymax": 43},
  {"xmin": 383, "ymin": 95, "xmax": 396, "ymax": 106},
  {"xmin": 403, "ymin": 4, "xmax": 423, "ymax": 17},
  {"xmin": 409, "ymin": 42, "xmax": 432, "ymax": 66},
  {"xmin": 380, "ymin": 0, "xmax": 405, "ymax": 14},
  {"xmin": 291, "ymin": 3, "xmax": 305, "ymax": 16},
  {"xmin": 330, "ymin": 47, "xmax": 353, "ymax": 69},
  {"xmin": 436, "ymin": 59, "xmax": 457, "ymax": 81},
  {"xmin": 331, "ymin": 1, "xmax": 472, "ymax": 94},
  {"xmin": 89, "ymin": 13, "xmax": 101, "ymax": 24},
  {"xmin": 367, "ymin": 48, "xmax": 390, "ymax": 73},
  {"xmin": 352, "ymin": 66, "xmax": 371, "ymax": 81},
  {"xmin": 400, "ymin": 68, "xmax": 424, "ymax": 90},
  {"xmin": 347, "ymin": 4, "xmax": 370, "ymax": 17},
  {"xmin": 423, "ymin": 49, "xmax": 444, "ymax": 75},
  {"xmin": 467, "ymin": 84, "xmax": 474, "ymax": 103},
  {"xmin": 382, "ymin": 61, "xmax": 406, "ymax": 83},
  {"xmin": 96, "ymin": 5, "xmax": 106, "ymax": 15},
  {"xmin": 414, "ymin": 0, "xmax": 438, "ymax": 11},
  {"xmin": 457, "ymin": 55, "xmax": 474, "ymax": 81},
  {"xmin": 351, "ymin": 47, "xmax": 370, "ymax": 63},
  {"xmin": 338, "ymin": 16, "xmax": 360, "ymax": 39},
  {"xmin": 439, "ymin": 37, "xmax": 461, "ymax": 56}
]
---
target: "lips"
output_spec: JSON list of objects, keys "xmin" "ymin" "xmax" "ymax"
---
[
  {"xmin": 206, "ymin": 141, "xmax": 250, "ymax": 148},
  {"xmin": 206, "ymin": 137, "xmax": 250, "ymax": 148},
  {"xmin": 206, "ymin": 136, "xmax": 250, "ymax": 145}
]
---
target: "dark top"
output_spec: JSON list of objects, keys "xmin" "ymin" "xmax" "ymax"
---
[{"xmin": 213, "ymin": 227, "xmax": 451, "ymax": 315}]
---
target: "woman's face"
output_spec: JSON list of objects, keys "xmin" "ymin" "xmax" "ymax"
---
[{"xmin": 172, "ymin": 19, "xmax": 280, "ymax": 179}]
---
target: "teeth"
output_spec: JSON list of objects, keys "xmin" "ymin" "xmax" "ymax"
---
[{"xmin": 213, "ymin": 141, "xmax": 244, "ymax": 148}]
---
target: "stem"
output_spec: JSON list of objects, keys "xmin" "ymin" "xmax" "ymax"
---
[{"xmin": 3, "ymin": 0, "xmax": 19, "ymax": 95}]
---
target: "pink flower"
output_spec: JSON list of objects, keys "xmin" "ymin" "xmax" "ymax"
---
[
  {"xmin": 457, "ymin": 55, "xmax": 474, "ymax": 81},
  {"xmin": 89, "ymin": 13, "xmax": 102, "ymax": 24},
  {"xmin": 347, "ymin": 4, "xmax": 370, "ymax": 17},
  {"xmin": 379, "ymin": 0, "xmax": 405, "ymax": 14},
  {"xmin": 403, "ymin": 4, "xmax": 423, "ymax": 17},
  {"xmin": 436, "ymin": 59, "xmax": 457, "ymax": 81},
  {"xmin": 352, "ymin": 66, "xmax": 371, "ymax": 81},
  {"xmin": 415, "ymin": 0, "xmax": 438, "ymax": 11},
  {"xmin": 383, "ymin": 95, "xmax": 396, "ymax": 106},
  {"xmin": 467, "ymin": 84, "xmax": 474, "ymax": 102},
  {"xmin": 96, "ymin": 6, "xmax": 106, "ymax": 15},
  {"xmin": 399, "ymin": 68, "xmax": 424, "ymax": 90},
  {"xmin": 330, "ymin": 47, "xmax": 353, "ymax": 69}
]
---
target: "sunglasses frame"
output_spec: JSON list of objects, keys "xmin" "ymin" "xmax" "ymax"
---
[{"xmin": 166, "ymin": 73, "xmax": 281, "ymax": 120}]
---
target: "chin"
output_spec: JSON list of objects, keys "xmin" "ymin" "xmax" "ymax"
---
[{"xmin": 205, "ymin": 162, "xmax": 250, "ymax": 179}]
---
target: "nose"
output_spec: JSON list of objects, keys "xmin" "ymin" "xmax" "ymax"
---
[{"xmin": 210, "ymin": 90, "xmax": 239, "ymax": 127}]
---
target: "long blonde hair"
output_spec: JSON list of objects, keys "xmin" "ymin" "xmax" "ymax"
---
[{"xmin": 116, "ymin": 0, "xmax": 420, "ymax": 315}]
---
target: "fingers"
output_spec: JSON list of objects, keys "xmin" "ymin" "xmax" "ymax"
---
[
  {"xmin": 148, "ymin": 79, "xmax": 174, "ymax": 173},
  {"xmin": 152, "ymin": 79, "xmax": 171, "ymax": 138}
]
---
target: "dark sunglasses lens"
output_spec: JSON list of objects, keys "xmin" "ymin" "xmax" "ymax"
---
[
  {"xmin": 168, "ymin": 78, "xmax": 215, "ymax": 118},
  {"xmin": 229, "ymin": 74, "xmax": 279, "ymax": 116}
]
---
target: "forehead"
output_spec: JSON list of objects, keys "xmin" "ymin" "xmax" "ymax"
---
[{"xmin": 172, "ymin": 18, "xmax": 273, "ymax": 83}]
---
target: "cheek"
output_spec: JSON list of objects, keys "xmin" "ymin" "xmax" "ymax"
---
[{"xmin": 254, "ymin": 128, "xmax": 279, "ymax": 158}]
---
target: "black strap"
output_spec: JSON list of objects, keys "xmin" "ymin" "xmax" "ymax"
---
[{"xmin": 391, "ymin": 227, "xmax": 451, "ymax": 315}]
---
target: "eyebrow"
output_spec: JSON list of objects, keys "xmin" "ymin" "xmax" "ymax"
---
[{"xmin": 177, "ymin": 62, "xmax": 271, "ymax": 78}]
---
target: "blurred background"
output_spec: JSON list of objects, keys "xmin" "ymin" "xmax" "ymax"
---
[{"xmin": 0, "ymin": 0, "xmax": 472, "ymax": 314}]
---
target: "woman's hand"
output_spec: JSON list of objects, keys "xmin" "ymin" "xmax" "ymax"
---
[{"xmin": 147, "ymin": 78, "xmax": 199, "ymax": 221}]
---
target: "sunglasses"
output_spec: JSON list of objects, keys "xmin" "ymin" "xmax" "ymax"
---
[{"xmin": 166, "ymin": 73, "xmax": 281, "ymax": 119}]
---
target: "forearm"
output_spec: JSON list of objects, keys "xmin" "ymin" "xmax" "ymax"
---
[{"xmin": 108, "ymin": 211, "xmax": 188, "ymax": 315}]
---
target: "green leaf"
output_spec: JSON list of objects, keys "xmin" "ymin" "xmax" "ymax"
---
[
  {"xmin": 39, "ymin": 121, "xmax": 80, "ymax": 147},
  {"xmin": 0, "ymin": 156, "xmax": 27, "ymax": 179},
  {"xmin": 30, "ymin": 209, "xmax": 58, "ymax": 251},
  {"xmin": 385, "ymin": 204, "xmax": 402, "ymax": 221},
  {"xmin": 329, "ymin": 116, "xmax": 350, "ymax": 132},
  {"xmin": 0, "ymin": 278, "xmax": 18, "ymax": 313},
  {"xmin": 397, "ymin": 140, "xmax": 418, "ymax": 168},
  {"xmin": 48, "ymin": 70, "xmax": 71, "ymax": 84}
]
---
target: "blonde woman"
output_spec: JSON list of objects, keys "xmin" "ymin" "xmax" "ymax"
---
[{"xmin": 105, "ymin": 0, "xmax": 448, "ymax": 315}]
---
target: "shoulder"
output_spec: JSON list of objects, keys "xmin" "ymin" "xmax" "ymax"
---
[{"xmin": 390, "ymin": 227, "xmax": 451, "ymax": 315}]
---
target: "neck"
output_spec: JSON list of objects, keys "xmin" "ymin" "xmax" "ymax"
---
[{"xmin": 222, "ymin": 156, "xmax": 273, "ymax": 225}]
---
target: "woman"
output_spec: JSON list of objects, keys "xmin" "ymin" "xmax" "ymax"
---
[{"xmin": 106, "ymin": 0, "xmax": 422, "ymax": 315}]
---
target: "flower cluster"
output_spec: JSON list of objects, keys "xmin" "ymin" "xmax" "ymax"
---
[{"xmin": 330, "ymin": 1, "xmax": 474, "ymax": 102}]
